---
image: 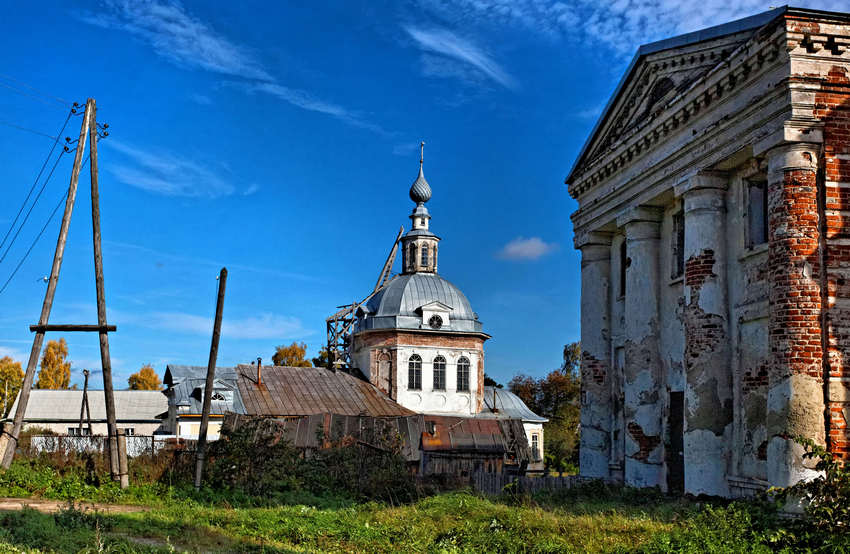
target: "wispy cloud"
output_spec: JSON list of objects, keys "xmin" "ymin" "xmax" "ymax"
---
[
  {"xmin": 80, "ymin": 1, "xmax": 384, "ymax": 132},
  {"xmin": 104, "ymin": 140, "xmax": 237, "ymax": 198},
  {"xmin": 145, "ymin": 311, "xmax": 311, "ymax": 340},
  {"xmin": 497, "ymin": 236, "xmax": 558, "ymax": 260},
  {"xmin": 189, "ymin": 92, "xmax": 213, "ymax": 105},
  {"xmin": 405, "ymin": 26, "xmax": 517, "ymax": 90},
  {"xmin": 0, "ymin": 345, "xmax": 27, "ymax": 362},
  {"xmin": 415, "ymin": 0, "xmax": 848, "ymax": 56}
]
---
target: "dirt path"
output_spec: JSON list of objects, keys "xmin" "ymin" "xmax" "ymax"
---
[{"xmin": 0, "ymin": 497, "xmax": 148, "ymax": 514}]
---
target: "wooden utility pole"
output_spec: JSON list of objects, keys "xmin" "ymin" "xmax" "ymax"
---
[
  {"xmin": 88, "ymin": 101, "xmax": 121, "ymax": 482},
  {"xmin": 194, "ymin": 267, "xmax": 227, "ymax": 490},
  {"xmin": 78, "ymin": 369, "xmax": 92, "ymax": 435},
  {"xmin": 0, "ymin": 99, "xmax": 92, "ymax": 468}
]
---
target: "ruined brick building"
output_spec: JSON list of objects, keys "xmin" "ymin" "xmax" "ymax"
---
[{"xmin": 567, "ymin": 7, "xmax": 850, "ymax": 497}]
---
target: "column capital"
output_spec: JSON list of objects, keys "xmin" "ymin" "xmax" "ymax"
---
[
  {"xmin": 616, "ymin": 206, "xmax": 663, "ymax": 228},
  {"xmin": 752, "ymin": 121, "xmax": 823, "ymax": 157},
  {"xmin": 574, "ymin": 230, "xmax": 613, "ymax": 250},
  {"xmin": 674, "ymin": 170, "xmax": 729, "ymax": 198},
  {"xmin": 764, "ymin": 142, "xmax": 819, "ymax": 180}
]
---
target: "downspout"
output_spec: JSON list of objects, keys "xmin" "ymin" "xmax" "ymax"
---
[{"xmin": 816, "ymin": 144, "xmax": 833, "ymax": 453}]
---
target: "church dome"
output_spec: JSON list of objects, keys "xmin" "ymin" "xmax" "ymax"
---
[
  {"xmin": 409, "ymin": 165, "xmax": 431, "ymax": 204},
  {"xmin": 356, "ymin": 273, "xmax": 483, "ymax": 334}
]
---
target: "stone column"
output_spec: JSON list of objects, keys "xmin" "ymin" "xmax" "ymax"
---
[
  {"xmin": 576, "ymin": 230, "xmax": 613, "ymax": 479},
  {"xmin": 617, "ymin": 207, "xmax": 665, "ymax": 489},
  {"xmin": 765, "ymin": 143, "xmax": 825, "ymax": 487},
  {"xmin": 675, "ymin": 172, "xmax": 733, "ymax": 497}
]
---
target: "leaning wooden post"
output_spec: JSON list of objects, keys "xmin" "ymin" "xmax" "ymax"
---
[
  {"xmin": 116, "ymin": 429, "xmax": 129, "ymax": 489},
  {"xmin": 0, "ymin": 100, "xmax": 91, "ymax": 469},
  {"xmin": 78, "ymin": 369, "xmax": 89, "ymax": 432},
  {"xmin": 88, "ymin": 99, "xmax": 121, "ymax": 485},
  {"xmin": 194, "ymin": 268, "xmax": 227, "ymax": 490}
]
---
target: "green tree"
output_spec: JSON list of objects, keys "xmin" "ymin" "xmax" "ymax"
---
[
  {"xmin": 128, "ymin": 364, "xmax": 162, "ymax": 390},
  {"xmin": 312, "ymin": 347, "xmax": 329, "ymax": 368},
  {"xmin": 507, "ymin": 342, "xmax": 581, "ymax": 474},
  {"xmin": 483, "ymin": 373, "xmax": 503, "ymax": 388},
  {"xmin": 35, "ymin": 338, "xmax": 71, "ymax": 389},
  {"xmin": 0, "ymin": 356, "xmax": 24, "ymax": 416},
  {"xmin": 272, "ymin": 341, "xmax": 312, "ymax": 367}
]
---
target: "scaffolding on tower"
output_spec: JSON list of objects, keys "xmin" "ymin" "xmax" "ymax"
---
[{"xmin": 325, "ymin": 226, "xmax": 404, "ymax": 369}]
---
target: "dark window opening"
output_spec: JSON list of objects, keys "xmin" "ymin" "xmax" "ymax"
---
[
  {"xmin": 619, "ymin": 241, "xmax": 628, "ymax": 297},
  {"xmin": 672, "ymin": 210, "xmax": 685, "ymax": 279},
  {"xmin": 433, "ymin": 356, "xmax": 446, "ymax": 390},
  {"xmin": 457, "ymin": 357, "xmax": 470, "ymax": 391},
  {"xmin": 408, "ymin": 354, "xmax": 422, "ymax": 390},
  {"xmin": 747, "ymin": 180, "xmax": 768, "ymax": 247}
]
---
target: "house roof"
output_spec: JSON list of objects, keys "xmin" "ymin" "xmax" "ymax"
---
[
  {"xmin": 163, "ymin": 364, "xmax": 244, "ymax": 416},
  {"xmin": 7, "ymin": 390, "xmax": 167, "ymax": 423},
  {"xmin": 235, "ymin": 365, "xmax": 415, "ymax": 418},
  {"xmin": 421, "ymin": 415, "xmax": 530, "ymax": 462},
  {"xmin": 480, "ymin": 387, "xmax": 548, "ymax": 423},
  {"xmin": 565, "ymin": 6, "xmax": 788, "ymax": 185}
]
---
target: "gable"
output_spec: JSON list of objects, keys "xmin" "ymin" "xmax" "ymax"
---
[
  {"xmin": 417, "ymin": 300, "xmax": 453, "ymax": 312},
  {"xmin": 567, "ymin": 7, "xmax": 785, "ymax": 187}
]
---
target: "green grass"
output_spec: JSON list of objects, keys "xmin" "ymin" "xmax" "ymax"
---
[{"xmin": 1, "ymin": 459, "xmax": 840, "ymax": 553}]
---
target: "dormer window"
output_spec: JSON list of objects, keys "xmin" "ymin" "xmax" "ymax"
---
[
  {"xmin": 212, "ymin": 391, "xmax": 226, "ymax": 401},
  {"xmin": 428, "ymin": 314, "xmax": 443, "ymax": 329}
]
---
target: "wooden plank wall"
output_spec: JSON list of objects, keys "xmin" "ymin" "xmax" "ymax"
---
[{"xmin": 471, "ymin": 471, "xmax": 584, "ymax": 496}]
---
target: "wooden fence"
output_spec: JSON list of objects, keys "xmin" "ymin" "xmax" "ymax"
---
[{"xmin": 471, "ymin": 471, "xmax": 585, "ymax": 496}]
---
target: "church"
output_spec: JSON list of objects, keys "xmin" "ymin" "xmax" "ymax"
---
[
  {"xmin": 568, "ymin": 7, "xmax": 850, "ymax": 497},
  {"xmin": 349, "ymin": 148, "xmax": 547, "ymax": 468}
]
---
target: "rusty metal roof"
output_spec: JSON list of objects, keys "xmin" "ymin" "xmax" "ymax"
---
[
  {"xmin": 421, "ymin": 415, "xmax": 530, "ymax": 461},
  {"xmin": 235, "ymin": 365, "xmax": 415, "ymax": 418}
]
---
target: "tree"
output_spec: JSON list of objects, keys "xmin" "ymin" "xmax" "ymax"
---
[
  {"xmin": 0, "ymin": 356, "xmax": 24, "ymax": 417},
  {"xmin": 312, "ymin": 347, "xmax": 329, "ymax": 368},
  {"xmin": 272, "ymin": 342, "xmax": 312, "ymax": 367},
  {"xmin": 507, "ymin": 341, "xmax": 581, "ymax": 474},
  {"xmin": 128, "ymin": 364, "xmax": 162, "ymax": 390},
  {"xmin": 483, "ymin": 373, "xmax": 503, "ymax": 389},
  {"xmin": 35, "ymin": 338, "xmax": 71, "ymax": 389}
]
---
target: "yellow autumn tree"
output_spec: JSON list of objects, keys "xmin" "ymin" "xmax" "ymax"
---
[
  {"xmin": 272, "ymin": 341, "xmax": 312, "ymax": 367},
  {"xmin": 128, "ymin": 364, "xmax": 162, "ymax": 390},
  {"xmin": 35, "ymin": 338, "xmax": 71, "ymax": 389},
  {"xmin": 0, "ymin": 356, "xmax": 24, "ymax": 416}
]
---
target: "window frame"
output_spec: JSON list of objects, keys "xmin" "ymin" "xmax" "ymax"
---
[
  {"xmin": 408, "ymin": 354, "xmax": 422, "ymax": 390},
  {"xmin": 671, "ymin": 210, "xmax": 685, "ymax": 280},
  {"xmin": 433, "ymin": 356, "xmax": 446, "ymax": 390},
  {"xmin": 456, "ymin": 356, "xmax": 470, "ymax": 392},
  {"xmin": 421, "ymin": 243, "xmax": 429, "ymax": 267},
  {"xmin": 746, "ymin": 179, "xmax": 768, "ymax": 249},
  {"xmin": 619, "ymin": 240, "xmax": 628, "ymax": 297}
]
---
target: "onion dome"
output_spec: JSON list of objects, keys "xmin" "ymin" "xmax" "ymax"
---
[{"xmin": 409, "ymin": 141, "xmax": 431, "ymax": 204}]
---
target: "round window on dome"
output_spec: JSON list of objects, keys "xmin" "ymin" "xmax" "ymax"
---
[{"xmin": 428, "ymin": 314, "xmax": 443, "ymax": 329}]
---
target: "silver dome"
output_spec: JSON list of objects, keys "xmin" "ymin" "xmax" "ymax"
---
[
  {"xmin": 355, "ymin": 273, "xmax": 484, "ymax": 334},
  {"xmin": 409, "ymin": 165, "xmax": 432, "ymax": 204}
]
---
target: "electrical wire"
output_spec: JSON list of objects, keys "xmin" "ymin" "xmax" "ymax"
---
[
  {"xmin": 0, "ymin": 190, "xmax": 68, "ymax": 296},
  {"xmin": 0, "ymin": 119, "xmax": 58, "ymax": 140},
  {"xmin": 0, "ymin": 109, "xmax": 73, "ymax": 259},
  {"xmin": 0, "ymin": 73, "xmax": 72, "ymax": 107},
  {"xmin": 0, "ymin": 149, "xmax": 67, "ymax": 265},
  {"xmin": 0, "ymin": 152, "xmax": 92, "ymax": 297}
]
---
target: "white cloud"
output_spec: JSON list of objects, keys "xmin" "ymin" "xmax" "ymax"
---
[
  {"xmin": 405, "ymin": 26, "xmax": 517, "ymax": 90},
  {"xmin": 242, "ymin": 183, "xmax": 260, "ymax": 196},
  {"xmin": 190, "ymin": 93, "xmax": 213, "ymax": 105},
  {"xmin": 0, "ymin": 345, "xmax": 27, "ymax": 362},
  {"xmin": 415, "ymin": 0, "xmax": 848, "ymax": 56},
  {"xmin": 146, "ymin": 311, "xmax": 311, "ymax": 340},
  {"xmin": 104, "ymin": 139, "xmax": 237, "ymax": 198},
  {"xmin": 80, "ymin": 1, "xmax": 384, "ymax": 133},
  {"xmin": 497, "ymin": 236, "xmax": 558, "ymax": 260}
]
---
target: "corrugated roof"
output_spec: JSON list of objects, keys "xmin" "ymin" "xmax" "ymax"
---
[
  {"xmin": 163, "ymin": 365, "xmax": 244, "ymax": 416},
  {"xmin": 8, "ymin": 390, "xmax": 167, "ymax": 422},
  {"xmin": 235, "ymin": 365, "xmax": 415, "ymax": 418},
  {"xmin": 480, "ymin": 387, "xmax": 548, "ymax": 423},
  {"xmin": 421, "ymin": 415, "xmax": 530, "ymax": 462}
]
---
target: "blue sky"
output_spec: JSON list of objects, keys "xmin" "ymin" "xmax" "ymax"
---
[{"xmin": 0, "ymin": 0, "xmax": 844, "ymax": 388}]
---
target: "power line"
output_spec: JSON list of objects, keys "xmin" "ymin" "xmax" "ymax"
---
[
  {"xmin": 0, "ymin": 109, "xmax": 73, "ymax": 255},
  {"xmin": 0, "ymin": 149, "xmax": 67, "ymax": 265},
  {"xmin": 0, "ymin": 73, "xmax": 72, "ymax": 107},
  {"xmin": 0, "ymin": 119, "xmax": 59, "ymax": 140},
  {"xmin": 0, "ymin": 152, "xmax": 92, "ymax": 297},
  {"xmin": 0, "ymin": 191, "xmax": 68, "ymax": 296}
]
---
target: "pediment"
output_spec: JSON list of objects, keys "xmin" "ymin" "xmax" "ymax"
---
[
  {"xmin": 417, "ymin": 301, "xmax": 453, "ymax": 313},
  {"xmin": 572, "ymin": 22, "xmax": 768, "ymax": 182}
]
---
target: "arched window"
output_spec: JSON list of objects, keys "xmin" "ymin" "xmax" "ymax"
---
[
  {"xmin": 408, "ymin": 354, "xmax": 422, "ymax": 390},
  {"xmin": 433, "ymin": 356, "xmax": 446, "ymax": 390},
  {"xmin": 457, "ymin": 357, "xmax": 470, "ymax": 392},
  {"xmin": 408, "ymin": 243, "xmax": 417, "ymax": 270},
  {"xmin": 421, "ymin": 243, "xmax": 429, "ymax": 267},
  {"xmin": 211, "ymin": 391, "xmax": 225, "ymax": 401}
]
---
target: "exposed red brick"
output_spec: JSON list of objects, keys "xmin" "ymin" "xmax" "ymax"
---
[{"xmin": 627, "ymin": 422, "xmax": 661, "ymax": 462}]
